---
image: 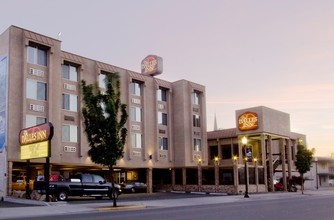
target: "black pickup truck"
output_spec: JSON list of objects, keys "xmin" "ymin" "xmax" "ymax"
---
[{"xmin": 34, "ymin": 173, "xmax": 121, "ymax": 201}]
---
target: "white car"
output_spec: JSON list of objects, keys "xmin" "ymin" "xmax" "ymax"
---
[{"xmin": 329, "ymin": 179, "xmax": 334, "ymax": 186}]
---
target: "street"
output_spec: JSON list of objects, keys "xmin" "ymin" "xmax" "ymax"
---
[{"xmin": 5, "ymin": 193, "xmax": 334, "ymax": 220}]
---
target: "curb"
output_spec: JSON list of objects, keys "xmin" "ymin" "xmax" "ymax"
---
[{"xmin": 96, "ymin": 205, "xmax": 146, "ymax": 211}]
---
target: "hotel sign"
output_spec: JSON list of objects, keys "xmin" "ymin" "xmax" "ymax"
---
[
  {"xmin": 19, "ymin": 122, "xmax": 54, "ymax": 160},
  {"xmin": 238, "ymin": 112, "xmax": 258, "ymax": 131},
  {"xmin": 141, "ymin": 55, "xmax": 163, "ymax": 76}
]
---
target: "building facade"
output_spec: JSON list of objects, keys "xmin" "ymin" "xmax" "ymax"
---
[
  {"xmin": 0, "ymin": 26, "xmax": 207, "ymax": 196},
  {"xmin": 207, "ymin": 106, "xmax": 306, "ymax": 194}
]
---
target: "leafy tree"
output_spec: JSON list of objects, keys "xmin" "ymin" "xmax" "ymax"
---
[
  {"xmin": 81, "ymin": 72, "xmax": 128, "ymax": 207},
  {"xmin": 294, "ymin": 144, "xmax": 313, "ymax": 194}
]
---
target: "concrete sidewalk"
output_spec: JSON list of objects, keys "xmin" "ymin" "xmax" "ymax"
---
[{"xmin": 1, "ymin": 189, "xmax": 334, "ymax": 219}]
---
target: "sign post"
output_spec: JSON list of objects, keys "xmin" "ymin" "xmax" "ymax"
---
[{"xmin": 19, "ymin": 122, "xmax": 53, "ymax": 202}]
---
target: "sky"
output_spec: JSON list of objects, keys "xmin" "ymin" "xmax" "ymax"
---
[{"xmin": 1, "ymin": 0, "xmax": 334, "ymax": 156}]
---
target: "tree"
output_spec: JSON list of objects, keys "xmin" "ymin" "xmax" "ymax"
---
[
  {"xmin": 294, "ymin": 144, "xmax": 313, "ymax": 194},
  {"xmin": 81, "ymin": 73, "xmax": 128, "ymax": 207}
]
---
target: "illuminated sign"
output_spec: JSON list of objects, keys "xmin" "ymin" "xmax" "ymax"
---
[
  {"xmin": 19, "ymin": 122, "xmax": 53, "ymax": 159},
  {"xmin": 141, "ymin": 55, "xmax": 163, "ymax": 76},
  {"xmin": 20, "ymin": 140, "xmax": 49, "ymax": 160},
  {"xmin": 19, "ymin": 122, "xmax": 53, "ymax": 145},
  {"xmin": 238, "ymin": 112, "xmax": 258, "ymax": 131}
]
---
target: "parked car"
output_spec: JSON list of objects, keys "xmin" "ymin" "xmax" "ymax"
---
[
  {"xmin": 34, "ymin": 173, "xmax": 121, "ymax": 201},
  {"xmin": 12, "ymin": 176, "xmax": 34, "ymax": 191},
  {"xmin": 329, "ymin": 179, "xmax": 334, "ymax": 186},
  {"xmin": 121, "ymin": 181, "xmax": 147, "ymax": 193}
]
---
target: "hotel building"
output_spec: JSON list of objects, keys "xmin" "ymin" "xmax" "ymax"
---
[
  {"xmin": 0, "ymin": 26, "xmax": 207, "ymax": 195},
  {"xmin": 0, "ymin": 26, "xmax": 306, "ymax": 196}
]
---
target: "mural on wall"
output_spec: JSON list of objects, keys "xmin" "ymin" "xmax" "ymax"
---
[
  {"xmin": 0, "ymin": 55, "xmax": 8, "ymax": 197},
  {"xmin": 0, "ymin": 56, "xmax": 8, "ymax": 153}
]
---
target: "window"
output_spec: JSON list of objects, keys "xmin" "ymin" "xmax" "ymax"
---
[
  {"xmin": 130, "ymin": 107, "xmax": 142, "ymax": 122},
  {"xmin": 26, "ymin": 115, "xmax": 46, "ymax": 127},
  {"xmin": 62, "ymin": 94, "xmax": 78, "ymax": 112},
  {"xmin": 130, "ymin": 81, "xmax": 141, "ymax": 96},
  {"xmin": 26, "ymin": 79, "xmax": 47, "ymax": 101},
  {"xmin": 192, "ymin": 91, "xmax": 200, "ymax": 105},
  {"xmin": 159, "ymin": 137, "xmax": 168, "ymax": 150},
  {"xmin": 62, "ymin": 125, "xmax": 78, "ymax": 142},
  {"xmin": 158, "ymin": 112, "xmax": 168, "ymax": 125},
  {"xmin": 62, "ymin": 64, "xmax": 78, "ymax": 81},
  {"xmin": 131, "ymin": 133, "xmax": 142, "ymax": 148},
  {"xmin": 27, "ymin": 45, "xmax": 47, "ymax": 66},
  {"xmin": 194, "ymin": 139, "xmax": 201, "ymax": 151},
  {"xmin": 193, "ymin": 114, "xmax": 200, "ymax": 127},
  {"xmin": 98, "ymin": 74, "xmax": 106, "ymax": 89},
  {"xmin": 157, "ymin": 88, "xmax": 167, "ymax": 101}
]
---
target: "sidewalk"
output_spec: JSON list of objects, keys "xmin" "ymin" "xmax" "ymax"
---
[{"xmin": 1, "ymin": 188, "xmax": 334, "ymax": 219}]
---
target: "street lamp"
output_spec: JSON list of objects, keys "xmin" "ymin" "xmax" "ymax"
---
[
  {"xmin": 242, "ymin": 136, "xmax": 249, "ymax": 198},
  {"xmin": 314, "ymin": 157, "xmax": 318, "ymax": 190}
]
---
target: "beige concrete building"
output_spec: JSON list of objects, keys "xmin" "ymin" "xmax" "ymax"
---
[
  {"xmin": 207, "ymin": 106, "xmax": 306, "ymax": 194},
  {"xmin": 0, "ymin": 26, "xmax": 207, "ymax": 195}
]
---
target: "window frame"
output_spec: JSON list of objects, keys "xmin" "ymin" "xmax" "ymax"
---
[
  {"xmin": 157, "ymin": 87, "xmax": 167, "ymax": 102},
  {"xmin": 62, "ymin": 63, "xmax": 78, "ymax": 82},
  {"xmin": 26, "ymin": 79, "xmax": 47, "ymax": 101},
  {"xmin": 27, "ymin": 44, "xmax": 48, "ymax": 66},
  {"xmin": 130, "ymin": 81, "xmax": 142, "ymax": 96},
  {"xmin": 62, "ymin": 93, "xmax": 78, "ymax": 112},
  {"xmin": 62, "ymin": 124, "xmax": 78, "ymax": 143},
  {"xmin": 158, "ymin": 112, "xmax": 168, "ymax": 126},
  {"xmin": 159, "ymin": 137, "xmax": 168, "ymax": 150},
  {"xmin": 193, "ymin": 138, "xmax": 202, "ymax": 152},
  {"xmin": 131, "ymin": 133, "xmax": 142, "ymax": 148}
]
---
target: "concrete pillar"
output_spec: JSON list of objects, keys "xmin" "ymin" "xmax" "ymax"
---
[
  {"xmin": 286, "ymin": 139, "xmax": 292, "ymax": 181},
  {"xmin": 233, "ymin": 159, "xmax": 239, "ymax": 194},
  {"xmin": 255, "ymin": 160, "xmax": 259, "ymax": 193},
  {"xmin": 280, "ymin": 138, "xmax": 287, "ymax": 191},
  {"xmin": 146, "ymin": 168, "xmax": 153, "ymax": 193},
  {"xmin": 261, "ymin": 134, "xmax": 267, "ymax": 189},
  {"xmin": 214, "ymin": 162, "xmax": 219, "ymax": 188},
  {"xmin": 268, "ymin": 135, "xmax": 274, "ymax": 192},
  {"xmin": 217, "ymin": 139, "xmax": 222, "ymax": 162},
  {"xmin": 8, "ymin": 161, "xmax": 13, "ymax": 194},
  {"xmin": 198, "ymin": 163, "xmax": 202, "ymax": 192},
  {"xmin": 182, "ymin": 168, "xmax": 186, "ymax": 190}
]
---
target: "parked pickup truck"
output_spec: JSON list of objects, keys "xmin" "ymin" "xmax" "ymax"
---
[{"xmin": 34, "ymin": 173, "xmax": 121, "ymax": 201}]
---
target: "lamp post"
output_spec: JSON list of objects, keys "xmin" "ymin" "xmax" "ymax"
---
[
  {"xmin": 242, "ymin": 136, "xmax": 249, "ymax": 198},
  {"xmin": 315, "ymin": 157, "xmax": 318, "ymax": 190}
]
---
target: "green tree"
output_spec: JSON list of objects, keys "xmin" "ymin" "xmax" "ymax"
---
[
  {"xmin": 81, "ymin": 72, "xmax": 128, "ymax": 207},
  {"xmin": 294, "ymin": 144, "xmax": 313, "ymax": 194}
]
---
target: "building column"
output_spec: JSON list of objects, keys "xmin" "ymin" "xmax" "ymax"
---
[
  {"xmin": 233, "ymin": 158, "xmax": 239, "ymax": 194},
  {"xmin": 217, "ymin": 139, "xmax": 222, "ymax": 162},
  {"xmin": 261, "ymin": 134, "xmax": 267, "ymax": 189},
  {"xmin": 172, "ymin": 168, "xmax": 175, "ymax": 190},
  {"xmin": 8, "ymin": 161, "xmax": 13, "ymax": 194},
  {"xmin": 286, "ymin": 139, "xmax": 292, "ymax": 181},
  {"xmin": 182, "ymin": 168, "xmax": 186, "ymax": 191},
  {"xmin": 146, "ymin": 168, "xmax": 153, "ymax": 193},
  {"xmin": 198, "ymin": 163, "xmax": 202, "ymax": 192},
  {"xmin": 280, "ymin": 138, "xmax": 287, "ymax": 191},
  {"xmin": 255, "ymin": 160, "xmax": 259, "ymax": 193},
  {"xmin": 214, "ymin": 161, "xmax": 219, "ymax": 191},
  {"xmin": 268, "ymin": 135, "xmax": 274, "ymax": 192}
]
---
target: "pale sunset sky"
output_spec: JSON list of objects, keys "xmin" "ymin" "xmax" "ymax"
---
[{"xmin": 1, "ymin": 0, "xmax": 333, "ymax": 156}]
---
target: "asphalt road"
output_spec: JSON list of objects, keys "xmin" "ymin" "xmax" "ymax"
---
[{"xmin": 5, "ymin": 193, "xmax": 334, "ymax": 220}]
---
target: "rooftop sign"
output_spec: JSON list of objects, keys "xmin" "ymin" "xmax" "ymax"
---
[
  {"xmin": 141, "ymin": 55, "xmax": 163, "ymax": 76},
  {"xmin": 238, "ymin": 112, "xmax": 258, "ymax": 131}
]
